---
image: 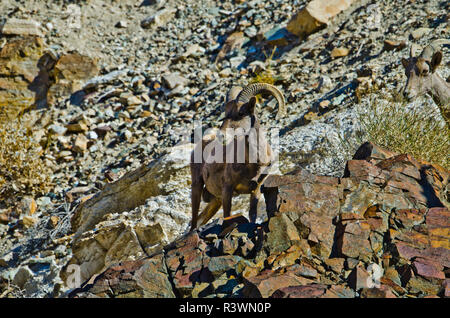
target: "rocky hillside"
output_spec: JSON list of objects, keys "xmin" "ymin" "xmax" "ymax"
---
[{"xmin": 0, "ymin": 0, "xmax": 449, "ymax": 298}]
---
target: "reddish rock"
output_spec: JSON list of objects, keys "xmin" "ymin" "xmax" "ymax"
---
[
  {"xmin": 443, "ymin": 279, "xmax": 450, "ymax": 298},
  {"xmin": 350, "ymin": 141, "xmax": 396, "ymax": 164},
  {"xmin": 344, "ymin": 159, "xmax": 387, "ymax": 185},
  {"xmin": 348, "ymin": 264, "xmax": 372, "ymax": 291},
  {"xmin": 165, "ymin": 232, "xmax": 211, "ymax": 296},
  {"xmin": 427, "ymin": 207, "xmax": 450, "ymax": 229},
  {"xmin": 324, "ymin": 258, "xmax": 345, "ymax": 274},
  {"xmin": 242, "ymin": 269, "xmax": 314, "ymax": 298},
  {"xmin": 426, "ymin": 207, "xmax": 450, "ymax": 249},
  {"xmin": 376, "ymin": 154, "xmax": 422, "ymax": 180},
  {"xmin": 69, "ymin": 254, "xmax": 175, "ymax": 298},
  {"xmin": 412, "ymin": 258, "xmax": 445, "ymax": 280},
  {"xmin": 337, "ymin": 221, "xmax": 372, "ymax": 261},
  {"xmin": 264, "ymin": 169, "xmax": 341, "ymax": 259},
  {"xmin": 360, "ymin": 285, "xmax": 397, "ymax": 298},
  {"xmin": 271, "ymin": 284, "xmax": 327, "ymax": 298},
  {"xmin": 392, "ymin": 209, "xmax": 426, "ymax": 228},
  {"xmin": 321, "ymin": 285, "xmax": 355, "ymax": 298},
  {"xmin": 69, "ymin": 142, "xmax": 449, "ymax": 299},
  {"xmin": 394, "ymin": 242, "xmax": 450, "ymax": 268}
]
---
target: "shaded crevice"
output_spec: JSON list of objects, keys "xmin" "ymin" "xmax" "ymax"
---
[
  {"xmin": 418, "ymin": 166, "xmax": 444, "ymax": 208},
  {"xmin": 161, "ymin": 246, "xmax": 182, "ymax": 298}
]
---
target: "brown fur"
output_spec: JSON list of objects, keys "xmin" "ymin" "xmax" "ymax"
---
[
  {"xmin": 190, "ymin": 84, "xmax": 284, "ymax": 230},
  {"xmin": 401, "ymin": 44, "xmax": 450, "ymax": 127}
]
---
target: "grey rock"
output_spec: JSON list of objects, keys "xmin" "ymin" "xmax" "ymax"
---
[{"xmin": 13, "ymin": 266, "xmax": 33, "ymax": 289}]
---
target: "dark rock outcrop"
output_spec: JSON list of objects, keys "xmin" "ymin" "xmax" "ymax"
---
[{"xmin": 70, "ymin": 143, "xmax": 449, "ymax": 298}]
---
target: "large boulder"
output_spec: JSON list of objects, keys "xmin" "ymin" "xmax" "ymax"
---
[
  {"xmin": 287, "ymin": 0, "xmax": 364, "ymax": 39},
  {"xmin": 0, "ymin": 35, "xmax": 99, "ymax": 119},
  {"xmin": 67, "ymin": 143, "xmax": 194, "ymax": 283},
  {"xmin": 0, "ymin": 36, "xmax": 45, "ymax": 119}
]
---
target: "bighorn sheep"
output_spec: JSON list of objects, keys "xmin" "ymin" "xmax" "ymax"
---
[
  {"xmin": 401, "ymin": 41, "xmax": 450, "ymax": 127},
  {"xmin": 190, "ymin": 83, "xmax": 285, "ymax": 231}
]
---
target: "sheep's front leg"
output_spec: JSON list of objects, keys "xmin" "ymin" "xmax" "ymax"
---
[
  {"xmin": 222, "ymin": 183, "xmax": 234, "ymax": 219},
  {"xmin": 249, "ymin": 174, "xmax": 268, "ymax": 223},
  {"xmin": 190, "ymin": 179, "xmax": 203, "ymax": 231},
  {"xmin": 249, "ymin": 190, "xmax": 260, "ymax": 223}
]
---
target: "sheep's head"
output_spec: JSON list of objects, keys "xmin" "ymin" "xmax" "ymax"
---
[
  {"xmin": 221, "ymin": 83, "xmax": 285, "ymax": 133},
  {"xmin": 401, "ymin": 44, "xmax": 443, "ymax": 100}
]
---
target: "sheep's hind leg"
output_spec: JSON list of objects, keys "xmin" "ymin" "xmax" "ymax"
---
[
  {"xmin": 197, "ymin": 198, "xmax": 222, "ymax": 228},
  {"xmin": 222, "ymin": 184, "xmax": 234, "ymax": 219}
]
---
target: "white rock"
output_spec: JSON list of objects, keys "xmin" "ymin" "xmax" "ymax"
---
[
  {"xmin": 1, "ymin": 18, "xmax": 44, "ymax": 37},
  {"xmin": 141, "ymin": 8, "xmax": 177, "ymax": 29}
]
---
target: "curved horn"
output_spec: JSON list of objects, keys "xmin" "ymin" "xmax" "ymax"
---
[
  {"xmin": 236, "ymin": 83, "xmax": 286, "ymax": 117},
  {"xmin": 420, "ymin": 44, "xmax": 435, "ymax": 60},
  {"xmin": 226, "ymin": 86, "xmax": 242, "ymax": 103},
  {"xmin": 420, "ymin": 39, "xmax": 450, "ymax": 60},
  {"xmin": 410, "ymin": 44, "xmax": 420, "ymax": 57}
]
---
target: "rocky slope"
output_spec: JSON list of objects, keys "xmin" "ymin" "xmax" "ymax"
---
[{"xmin": 0, "ymin": 0, "xmax": 449, "ymax": 297}]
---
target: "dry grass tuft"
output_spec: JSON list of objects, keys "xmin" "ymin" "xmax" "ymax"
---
[
  {"xmin": 330, "ymin": 86, "xmax": 450, "ymax": 170},
  {"xmin": 357, "ymin": 90, "xmax": 449, "ymax": 169},
  {"xmin": 249, "ymin": 46, "xmax": 278, "ymax": 86},
  {"xmin": 0, "ymin": 111, "xmax": 52, "ymax": 206}
]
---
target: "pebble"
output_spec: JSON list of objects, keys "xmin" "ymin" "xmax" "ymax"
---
[
  {"xmin": 21, "ymin": 216, "xmax": 38, "ymax": 229},
  {"xmin": 48, "ymin": 124, "xmax": 67, "ymax": 136},
  {"xmin": 115, "ymin": 21, "xmax": 127, "ymax": 28},
  {"xmin": 161, "ymin": 72, "xmax": 189, "ymax": 90},
  {"xmin": 87, "ymin": 131, "xmax": 98, "ymax": 140},
  {"xmin": 73, "ymin": 134, "xmax": 88, "ymax": 153},
  {"xmin": 331, "ymin": 47, "xmax": 350, "ymax": 58},
  {"xmin": 411, "ymin": 27, "xmax": 432, "ymax": 40},
  {"xmin": 19, "ymin": 197, "xmax": 37, "ymax": 216}
]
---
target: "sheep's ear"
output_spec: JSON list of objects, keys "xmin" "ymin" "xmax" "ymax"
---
[
  {"xmin": 430, "ymin": 51, "xmax": 442, "ymax": 73},
  {"xmin": 225, "ymin": 101, "xmax": 235, "ymax": 117},
  {"xmin": 239, "ymin": 97, "xmax": 257, "ymax": 116},
  {"xmin": 401, "ymin": 58, "xmax": 409, "ymax": 69},
  {"xmin": 247, "ymin": 96, "xmax": 257, "ymax": 115}
]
